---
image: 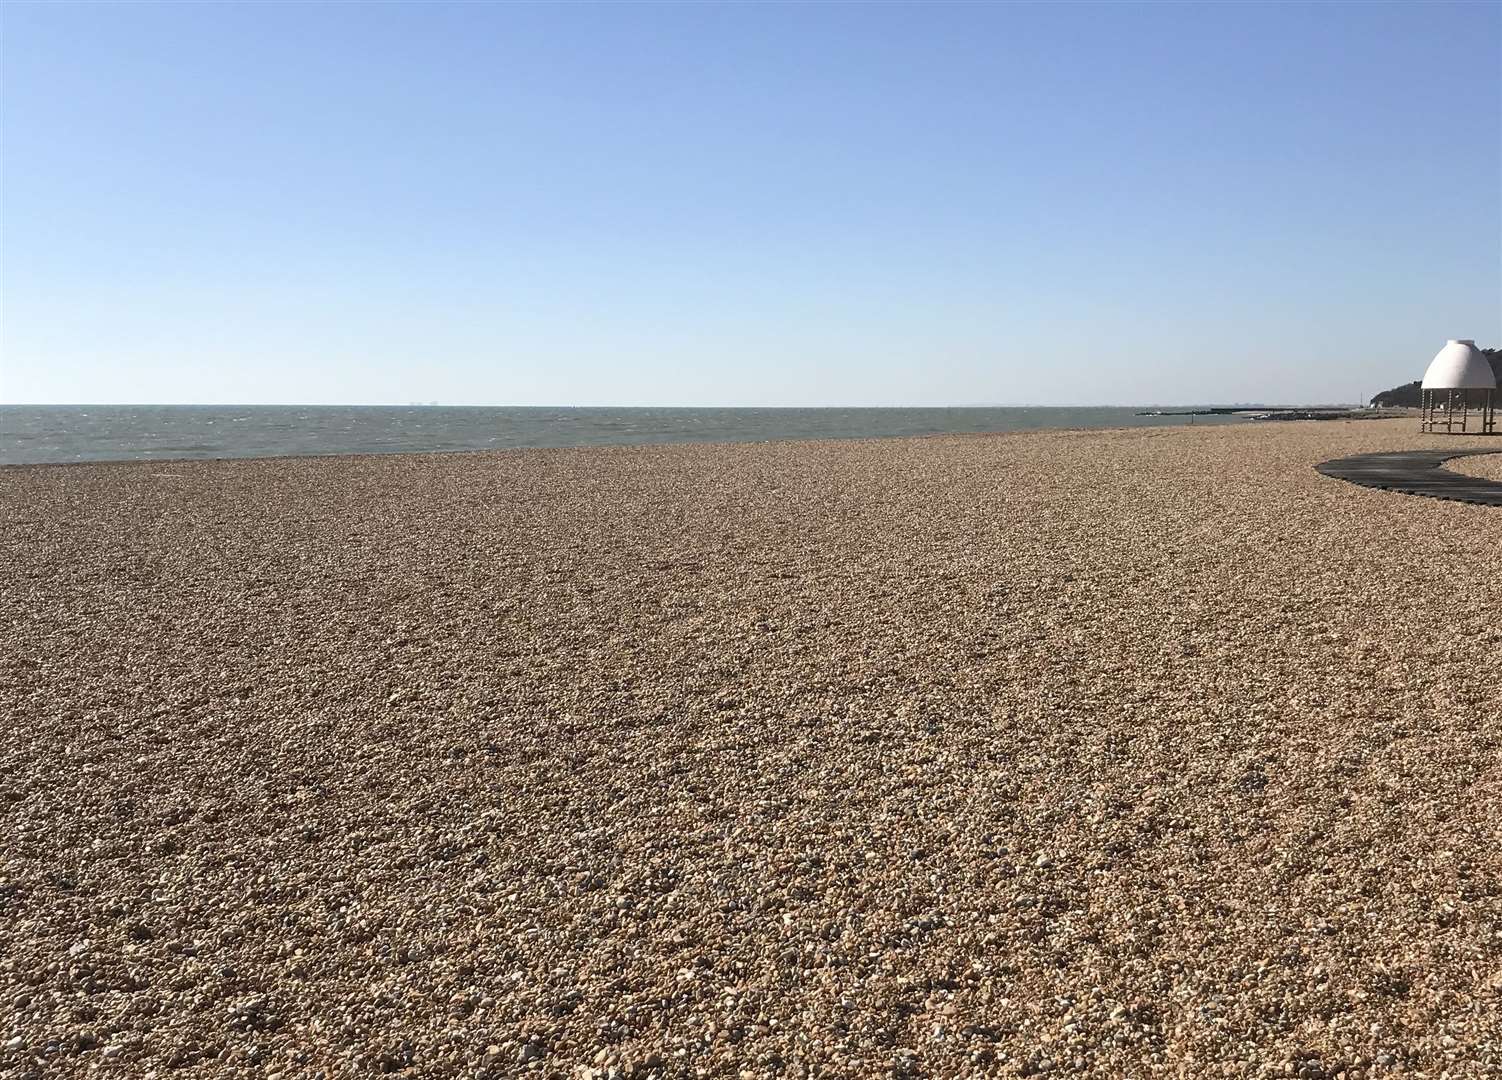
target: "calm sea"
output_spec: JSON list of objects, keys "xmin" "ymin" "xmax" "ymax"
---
[{"xmin": 0, "ymin": 405, "xmax": 1246, "ymax": 466}]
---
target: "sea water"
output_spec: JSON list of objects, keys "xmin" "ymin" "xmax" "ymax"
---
[{"xmin": 0, "ymin": 405, "xmax": 1245, "ymax": 466}]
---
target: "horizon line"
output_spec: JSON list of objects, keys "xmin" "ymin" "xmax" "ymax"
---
[{"xmin": 0, "ymin": 400, "xmax": 1365, "ymax": 410}]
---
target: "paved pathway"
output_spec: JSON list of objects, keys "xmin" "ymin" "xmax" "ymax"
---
[{"xmin": 1315, "ymin": 448, "xmax": 1502, "ymax": 506}]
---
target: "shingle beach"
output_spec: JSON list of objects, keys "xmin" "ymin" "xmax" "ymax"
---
[{"xmin": 3, "ymin": 418, "xmax": 1499, "ymax": 1079}]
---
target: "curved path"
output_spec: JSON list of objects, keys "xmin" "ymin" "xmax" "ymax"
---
[{"xmin": 1315, "ymin": 448, "xmax": 1502, "ymax": 506}]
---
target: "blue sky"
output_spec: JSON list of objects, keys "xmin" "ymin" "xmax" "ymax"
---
[{"xmin": 3, "ymin": 1, "xmax": 1498, "ymax": 406}]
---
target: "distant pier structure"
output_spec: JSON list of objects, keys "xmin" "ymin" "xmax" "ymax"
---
[{"xmin": 1420, "ymin": 339, "xmax": 1496, "ymax": 435}]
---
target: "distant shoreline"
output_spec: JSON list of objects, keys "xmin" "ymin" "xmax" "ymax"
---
[{"xmin": 1138, "ymin": 406, "xmax": 1411, "ymax": 421}]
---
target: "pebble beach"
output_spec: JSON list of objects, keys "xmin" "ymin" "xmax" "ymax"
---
[{"xmin": 2, "ymin": 417, "xmax": 1499, "ymax": 1078}]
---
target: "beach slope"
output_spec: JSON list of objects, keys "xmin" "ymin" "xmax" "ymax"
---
[{"xmin": 2, "ymin": 419, "xmax": 1499, "ymax": 1077}]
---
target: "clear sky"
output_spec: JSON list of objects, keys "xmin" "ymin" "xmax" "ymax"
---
[{"xmin": 2, "ymin": 1, "xmax": 1498, "ymax": 407}]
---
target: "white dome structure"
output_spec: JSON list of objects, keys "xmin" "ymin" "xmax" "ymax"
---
[
  {"xmin": 1419, "ymin": 339, "xmax": 1496, "ymax": 435},
  {"xmin": 1421, "ymin": 340, "xmax": 1496, "ymax": 391}
]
